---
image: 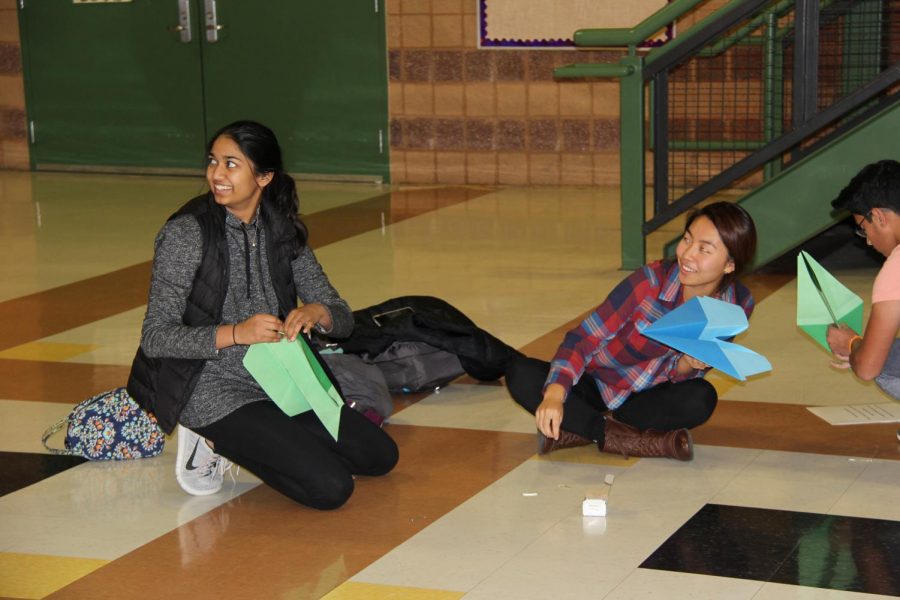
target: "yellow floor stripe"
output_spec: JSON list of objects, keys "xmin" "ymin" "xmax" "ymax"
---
[
  {"xmin": 0, "ymin": 342, "xmax": 96, "ymax": 362},
  {"xmin": 322, "ymin": 582, "xmax": 465, "ymax": 600},
  {"xmin": 0, "ymin": 552, "xmax": 108, "ymax": 599}
]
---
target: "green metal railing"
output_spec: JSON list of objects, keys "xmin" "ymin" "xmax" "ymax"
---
[
  {"xmin": 555, "ymin": 0, "xmax": 760, "ymax": 268},
  {"xmin": 556, "ymin": 0, "xmax": 900, "ymax": 269},
  {"xmin": 571, "ymin": 0, "xmax": 710, "ymax": 52}
]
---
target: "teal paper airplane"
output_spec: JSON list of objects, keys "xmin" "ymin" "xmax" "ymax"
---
[
  {"xmin": 796, "ymin": 251, "xmax": 863, "ymax": 351},
  {"xmin": 641, "ymin": 296, "xmax": 771, "ymax": 381}
]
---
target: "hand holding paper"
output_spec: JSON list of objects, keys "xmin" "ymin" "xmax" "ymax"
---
[
  {"xmin": 243, "ymin": 336, "xmax": 344, "ymax": 440},
  {"xmin": 681, "ymin": 354, "xmax": 710, "ymax": 371},
  {"xmin": 640, "ymin": 296, "xmax": 771, "ymax": 381},
  {"xmin": 795, "ymin": 251, "xmax": 863, "ymax": 351}
]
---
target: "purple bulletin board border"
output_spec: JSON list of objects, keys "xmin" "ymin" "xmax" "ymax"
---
[{"xmin": 478, "ymin": 0, "xmax": 673, "ymax": 49}]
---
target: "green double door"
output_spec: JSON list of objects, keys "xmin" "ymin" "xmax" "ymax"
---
[{"xmin": 18, "ymin": 0, "xmax": 389, "ymax": 180}]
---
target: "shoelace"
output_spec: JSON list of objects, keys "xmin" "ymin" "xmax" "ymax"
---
[{"xmin": 200, "ymin": 455, "xmax": 241, "ymax": 485}]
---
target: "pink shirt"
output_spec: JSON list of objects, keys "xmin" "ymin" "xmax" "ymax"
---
[{"xmin": 872, "ymin": 245, "xmax": 900, "ymax": 303}]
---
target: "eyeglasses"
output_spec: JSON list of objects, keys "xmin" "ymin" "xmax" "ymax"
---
[{"xmin": 854, "ymin": 210, "xmax": 873, "ymax": 239}]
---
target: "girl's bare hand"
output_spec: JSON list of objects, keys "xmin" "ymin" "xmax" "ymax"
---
[
  {"xmin": 234, "ymin": 313, "xmax": 284, "ymax": 345},
  {"xmin": 283, "ymin": 304, "xmax": 330, "ymax": 340}
]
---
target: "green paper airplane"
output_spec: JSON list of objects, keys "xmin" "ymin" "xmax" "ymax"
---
[
  {"xmin": 243, "ymin": 336, "xmax": 343, "ymax": 440},
  {"xmin": 796, "ymin": 251, "xmax": 863, "ymax": 351}
]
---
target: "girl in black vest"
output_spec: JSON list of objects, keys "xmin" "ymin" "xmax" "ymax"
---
[{"xmin": 128, "ymin": 121, "xmax": 398, "ymax": 509}]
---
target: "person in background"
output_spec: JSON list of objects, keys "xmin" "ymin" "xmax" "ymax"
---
[
  {"xmin": 506, "ymin": 202, "xmax": 757, "ymax": 460},
  {"xmin": 826, "ymin": 159, "xmax": 900, "ymax": 442},
  {"xmin": 128, "ymin": 120, "xmax": 398, "ymax": 509}
]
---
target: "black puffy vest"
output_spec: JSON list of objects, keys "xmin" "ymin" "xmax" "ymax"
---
[{"xmin": 127, "ymin": 193, "xmax": 298, "ymax": 434}]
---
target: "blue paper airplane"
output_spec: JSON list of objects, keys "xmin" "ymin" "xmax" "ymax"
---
[{"xmin": 640, "ymin": 296, "xmax": 771, "ymax": 381}]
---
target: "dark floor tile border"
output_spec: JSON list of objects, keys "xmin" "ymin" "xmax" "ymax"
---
[
  {"xmin": 0, "ymin": 187, "xmax": 492, "ymax": 353},
  {"xmin": 694, "ymin": 399, "xmax": 900, "ymax": 461},
  {"xmin": 0, "ymin": 360, "xmax": 131, "ymax": 404},
  {"xmin": 0, "ymin": 451, "xmax": 86, "ymax": 497},
  {"xmin": 43, "ymin": 425, "xmax": 537, "ymax": 600},
  {"xmin": 0, "ymin": 262, "xmax": 153, "ymax": 353},
  {"xmin": 641, "ymin": 503, "xmax": 900, "ymax": 596}
]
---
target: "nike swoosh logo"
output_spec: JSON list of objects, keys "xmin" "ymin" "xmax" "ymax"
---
[{"xmin": 185, "ymin": 438, "xmax": 202, "ymax": 471}]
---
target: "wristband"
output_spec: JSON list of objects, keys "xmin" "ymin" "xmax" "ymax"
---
[{"xmin": 847, "ymin": 335, "xmax": 861, "ymax": 355}]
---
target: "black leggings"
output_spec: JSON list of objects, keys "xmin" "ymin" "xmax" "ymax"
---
[
  {"xmin": 195, "ymin": 402, "xmax": 398, "ymax": 510},
  {"xmin": 505, "ymin": 356, "xmax": 717, "ymax": 445}
]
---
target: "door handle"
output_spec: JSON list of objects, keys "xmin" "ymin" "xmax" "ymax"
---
[
  {"xmin": 205, "ymin": 0, "xmax": 224, "ymax": 43},
  {"xmin": 169, "ymin": 0, "xmax": 192, "ymax": 43}
]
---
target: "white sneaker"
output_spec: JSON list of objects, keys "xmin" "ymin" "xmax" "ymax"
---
[{"xmin": 175, "ymin": 425, "xmax": 232, "ymax": 496}]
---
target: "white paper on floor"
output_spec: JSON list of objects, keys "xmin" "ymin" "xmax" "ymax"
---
[{"xmin": 807, "ymin": 402, "xmax": 900, "ymax": 425}]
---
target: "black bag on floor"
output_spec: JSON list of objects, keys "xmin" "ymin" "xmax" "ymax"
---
[
  {"xmin": 340, "ymin": 296, "xmax": 522, "ymax": 382},
  {"xmin": 364, "ymin": 340, "xmax": 464, "ymax": 393},
  {"xmin": 318, "ymin": 351, "xmax": 393, "ymax": 425}
]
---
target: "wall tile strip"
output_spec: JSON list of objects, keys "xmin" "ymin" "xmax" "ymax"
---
[
  {"xmin": 385, "ymin": 0, "xmax": 801, "ymax": 186},
  {"xmin": 389, "ymin": 1, "xmax": 636, "ymax": 186},
  {"xmin": 0, "ymin": 42, "xmax": 22, "ymax": 75},
  {"xmin": 0, "ymin": 9, "xmax": 28, "ymax": 169},
  {"xmin": 0, "ymin": 0, "xmax": 787, "ymax": 181}
]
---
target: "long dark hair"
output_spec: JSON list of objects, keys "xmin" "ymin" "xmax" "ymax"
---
[
  {"xmin": 207, "ymin": 120, "xmax": 307, "ymax": 253},
  {"xmin": 684, "ymin": 201, "xmax": 757, "ymax": 292}
]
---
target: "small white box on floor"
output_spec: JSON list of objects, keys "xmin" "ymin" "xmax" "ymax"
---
[
  {"xmin": 582, "ymin": 473, "xmax": 614, "ymax": 517},
  {"xmin": 582, "ymin": 497, "xmax": 607, "ymax": 517}
]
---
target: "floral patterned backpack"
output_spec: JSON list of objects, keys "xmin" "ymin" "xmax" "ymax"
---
[{"xmin": 42, "ymin": 387, "xmax": 165, "ymax": 460}]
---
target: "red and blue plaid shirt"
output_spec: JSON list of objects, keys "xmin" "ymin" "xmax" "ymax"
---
[{"xmin": 546, "ymin": 260, "xmax": 755, "ymax": 409}]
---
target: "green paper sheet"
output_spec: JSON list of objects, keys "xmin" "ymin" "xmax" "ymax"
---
[
  {"xmin": 796, "ymin": 251, "xmax": 863, "ymax": 351},
  {"xmin": 243, "ymin": 337, "xmax": 343, "ymax": 440}
]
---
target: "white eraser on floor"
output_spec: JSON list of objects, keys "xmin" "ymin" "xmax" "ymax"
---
[
  {"xmin": 582, "ymin": 498, "xmax": 607, "ymax": 517},
  {"xmin": 583, "ymin": 474, "xmax": 614, "ymax": 517}
]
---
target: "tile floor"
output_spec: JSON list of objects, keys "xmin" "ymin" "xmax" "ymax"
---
[{"xmin": 0, "ymin": 170, "xmax": 897, "ymax": 600}]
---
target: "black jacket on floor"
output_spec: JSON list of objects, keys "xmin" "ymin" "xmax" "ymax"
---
[{"xmin": 335, "ymin": 296, "xmax": 522, "ymax": 382}]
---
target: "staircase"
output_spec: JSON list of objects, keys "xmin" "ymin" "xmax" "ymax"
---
[{"xmin": 556, "ymin": 0, "xmax": 900, "ymax": 269}]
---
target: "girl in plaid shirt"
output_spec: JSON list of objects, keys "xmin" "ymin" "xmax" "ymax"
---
[{"xmin": 506, "ymin": 202, "xmax": 757, "ymax": 460}]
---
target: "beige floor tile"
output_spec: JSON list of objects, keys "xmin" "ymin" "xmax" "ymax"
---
[
  {"xmin": 2, "ymin": 171, "xmax": 898, "ymax": 600},
  {"xmin": 711, "ymin": 450, "xmax": 871, "ymax": 514},
  {"xmin": 389, "ymin": 382, "xmax": 535, "ymax": 433},
  {"xmin": 607, "ymin": 570, "xmax": 764, "ymax": 600},
  {"xmin": 30, "ymin": 308, "xmax": 145, "ymax": 366},
  {"xmin": 713, "ymin": 269, "xmax": 884, "ymax": 407},
  {"xmin": 0, "ymin": 436, "xmax": 259, "ymax": 559},
  {"xmin": 318, "ymin": 186, "xmax": 628, "ymax": 348},
  {"xmin": 0, "ymin": 399, "xmax": 74, "ymax": 454},
  {"xmin": 753, "ymin": 582, "xmax": 895, "ymax": 599}
]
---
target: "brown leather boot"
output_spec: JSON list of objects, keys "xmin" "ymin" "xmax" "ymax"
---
[
  {"xmin": 601, "ymin": 418, "xmax": 693, "ymax": 461},
  {"xmin": 537, "ymin": 429, "xmax": 593, "ymax": 454}
]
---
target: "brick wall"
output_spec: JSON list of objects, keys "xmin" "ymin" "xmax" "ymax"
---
[
  {"xmin": 0, "ymin": 0, "xmax": 27, "ymax": 170},
  {"xmin": 386, "ymin": 0, "xmax": 625, "ymax": 185}
]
